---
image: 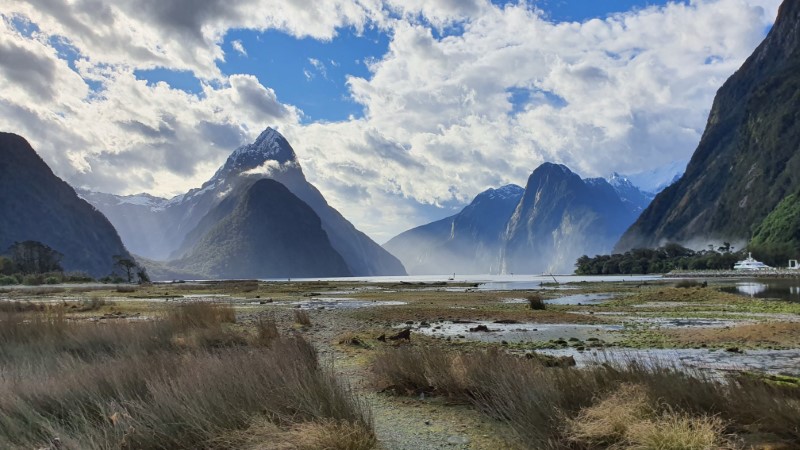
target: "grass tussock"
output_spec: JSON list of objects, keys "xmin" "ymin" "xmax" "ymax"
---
[
  {"xmin": 372, "ymin": 346, "xmax": 800, "ymax": 448},
  {"xmin": 217, "ymin": 417, "xmax": 376, "ymax": 450},
  {"xmin": 294, "ymin": 309, "xmax": 312, "ymax": 326},
  {"xmin": 674, "ymin": 279, "xmax": 708, "ymax": 289},
  {"xmin": 167, "ymin": 301, "xmax": 236, "ymax": 329},
  {"xmin": 527, "ymin": 294, "xmax": 546, "ymax": 310},
  {"xmin": 565, "ymin": 384, "xmax": 728, "ymax": 449},
  {"xmin": 0, "ymin": 305, "xmax": 373, "ymax": 449}
]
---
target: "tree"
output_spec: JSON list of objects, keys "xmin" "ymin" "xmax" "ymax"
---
[
  {"xmin": 113, "ymin": 255, "xmax": 150, "ymax": 284},
  {"xmin": 6, "ymin": 241, "xmax": 63, "ymax": 274},
  {"xmin": 113, "ymin": 255, "xmax": 138, "ymax": 283}
]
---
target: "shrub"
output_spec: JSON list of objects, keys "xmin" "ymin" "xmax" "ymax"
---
[
  {"xmin": 0, "ymin": 275, "xmax": 18, "ymax": 286},
  {"xmin": 527, "ymin": 294, "xmax": 546, "ymax": 310},
  {"xmin": 43, "ymin": 276, "xmax": 61, "ymax": 285},
  {"xmin": 21, "ymin": 274, "xmax": 44, "ymax": 285}
]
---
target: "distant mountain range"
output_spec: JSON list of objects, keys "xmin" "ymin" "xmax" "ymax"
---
[
  {"xmin": 0, "ymin": 133, "xmax": 131, "ymax": 277},
  {"xmin": 386, "ymin": 163, "xmax": 652, "ymax": 275},
  {"xmin": 81, "ymin": 128, "xmax": 406, "ymax": 280},
  {"xmin": 385, "ymin": 185, "xmax": 524, "ymax": 275},
  {"xmin": 616, "ymin": 0, "xmax": 800, "ymax": 252}
]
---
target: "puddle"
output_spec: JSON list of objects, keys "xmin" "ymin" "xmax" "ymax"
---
[
  {"xmin": 290, "ymin": 298, "xmax": 407, "ymax": 310},
  {"xmin": 624, "ymin": 317, "xmax": 742, "ymax": 329},
  {"xmin": 721, "ymin": 279, "xmax": 800, "ymax": 301},
  {"xmin": 547, "ymin": 293, "xmax": 614, "ymax": 305},
  {"xmin": 410, "ymin": 320, "xmax": 622, "ymax": 343},
  {"xmin": 478, "ymin": 282, "xmax": 576, "ymax": 291},
  {"xmin": 537, "ymin": 348, "xmax": 800, "ymax": 376}
]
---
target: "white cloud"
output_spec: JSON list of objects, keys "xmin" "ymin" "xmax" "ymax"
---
[
  {"xmin": 231, "ymin": 39, "xmax": 247, "ymax": 56},
  {"xmin": 308, "ymin": 57, "xmax": 328, "ymax": 78},
  {"xmin": 0, "ymin": 0, "xmax": 784, "ymax": 243}
]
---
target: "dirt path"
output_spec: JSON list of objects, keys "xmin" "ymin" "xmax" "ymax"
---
[{"xmin": 305, "ymin": 310, "xmax": 520, "ymax": 450}]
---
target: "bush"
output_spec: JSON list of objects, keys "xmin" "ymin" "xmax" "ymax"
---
[
  {"xmin": 21, "ymin": 274, "xmax": 44, "ymax": 285},
  {"xmin": 527, "ymin": 294, "xmax": 546, "ymax": 310},
  {"xmin": 0, "ymin": 275, "xmax": 18, "ymax": 285},
  {"xmin": 43, "ymin": 276, "xmax": 60, "ymax": 285}
]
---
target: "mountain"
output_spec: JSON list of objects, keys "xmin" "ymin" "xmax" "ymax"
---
[
  {"xmin": 172, "ymin": 179, "xmax": 351, "ymax": 279},
  {"xmin": 605, "ymin": 173, "xmax": 655, "ymax": 213},
  {"xmin": 384, "ymin": 185, "xmax": 524, "ymax": 275},
  {"xmin": 0, "ymin": 133, "xmax": 131, "ymax": 277},
  {"xmin": 623, "ymin": 161, "xmax": 686, "ymax": 195},
  {"xmin": 385, "ymin": 163, "xmax": 647, "ymax": 275},
  {"xmin": 748, "ymin": 191, "xmax": 800, "ymax": 264},
  {"xmin": 501, "ymin": 163, "xmax": 639, "ymax": 274},
  {"xmin": 616, "ymin": 0, "xmax": 800, "ymax": 251},
  {"xmin": 83, "ymin": 128, "xmax": 406, "ymax": 278}
]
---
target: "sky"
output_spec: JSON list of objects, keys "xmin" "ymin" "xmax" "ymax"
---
[{"xmin": 0, "ymin": 0, "xmax": 783, "ymax": 243}]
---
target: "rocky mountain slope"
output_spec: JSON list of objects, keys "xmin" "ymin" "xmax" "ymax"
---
[
  {"xmin": 0, "ymin": 133, "xmax": 131, "ymax": 277},
  {"xmin": 172, "ymin": 179, "xmax": 351, "ymax": 279},
  {"xmin": 384, "ymin": 185, "xmax": 524, "ymax": 275},
  {"xmin": 385, "ymin": 164, "xmax": 649, "ymax": 275},
  {"xmin": 83, "ymin": 128, "xmax": 406, "ymax": 278},
  {"xmin": 616, "ymin": 0, "xmax": 800, "ymax": 251},
  {"xmin": 502, "ymin": 163, "xmax": 639, "ymax": 274}
]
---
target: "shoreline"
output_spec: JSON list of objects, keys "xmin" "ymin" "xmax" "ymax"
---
[{"xmin": 664, "ymin": 269, "xmax": 800, "ymax": 278}]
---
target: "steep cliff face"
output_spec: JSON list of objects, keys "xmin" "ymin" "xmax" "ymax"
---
[
  {"xmin": 616, "ymin": 0, "xmax": 800, "ymax": 251},
  {"xmin": 172, "ymin": 179, "xmax": 351, "ymax": 279},
  {"xmin": 0, "ymin": 133, "xmax": 131, "ymax": 277},
  {"xmin": 385, "ymin": 163, "xmax": 646, "ymax": 275},
  {"xmin": 384, "ymin": 185, "xmax": 524, "ymax": 275},
  {"xmin": 502, "ymin": 163, "xmax": 637, "ymax": 274}
]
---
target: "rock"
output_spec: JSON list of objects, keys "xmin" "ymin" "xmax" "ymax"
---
[
  {"xmin": 726, "ymin": 347, "xmax": 743, "ymax": 353},
  {"xmin": 493, "ymin": 319, "xmax": 521, "ymax": 324},
  {"xmin": 377, "ymin": 333, "xmax": 386, "ymax": 342},
  {"xmin": 446, "ymin": 435, "xmax": 470, "ymax": 445},
  {"xmin": 469, "ymin": 325, "xmax": 491, "ymax": 332},
  {"xmin": 388, "ymin": 329, "xmax": 411, "ymax": 341}
]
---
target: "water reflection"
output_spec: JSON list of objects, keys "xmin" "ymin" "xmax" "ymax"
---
[{"xmin": 721, "ymin": 279, "xmax": 800, "ymax": 301}]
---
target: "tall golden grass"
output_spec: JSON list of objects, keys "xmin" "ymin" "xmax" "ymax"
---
[{"xmin": 0, "ymin": 303, "xmax": 373, "ymax": 449}]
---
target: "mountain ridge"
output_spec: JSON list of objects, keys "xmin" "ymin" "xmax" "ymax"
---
[{"xmin": 616, "ymin": 0, "xmax": 800, "ymax": 251}]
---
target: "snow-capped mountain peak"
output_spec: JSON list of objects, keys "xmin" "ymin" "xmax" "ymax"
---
[
  {"xmin": 232, "ymin": 127, "xmax": 295, "ymax": 162},
  {"xmin": 211, "ymin": 127, "xmax": 298, "ymax": 183}
]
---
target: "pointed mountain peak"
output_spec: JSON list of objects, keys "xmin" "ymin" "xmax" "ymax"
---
[
  {"xmin": 211, "ymin": 127, "xmax": 298, "ymax": 182},
  {"xmin": 230, "ymin": 127, "xmax": 296, "ymax": 165}
]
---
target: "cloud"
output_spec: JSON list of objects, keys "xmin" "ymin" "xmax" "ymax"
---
[
  {"xmin": 231, "ymin": 39, "xmax": 247, "ymax": 56},
  {"xmin": 308, "ymin": 57, "xmax": 327, "ymax": 78},
  {"xmin": 0, "ymin": 0, "xmax": 784, "ymax": 243}
]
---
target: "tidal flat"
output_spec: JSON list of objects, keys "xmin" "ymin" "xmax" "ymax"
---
[{"xmin": 1, "ymin": 276, "xmax": 799, "ymax": 449}]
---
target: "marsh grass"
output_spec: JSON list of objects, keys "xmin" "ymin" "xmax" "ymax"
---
[
  {"xmin": 0, "ymin": 304, "xmax": 372, "ymax": 449},
  {"xmin": 294, "ymin": 308, "xmax": 312, "ymax": 326},
  {"xmin": 372, "ymin": 346, "xmax": 800, "ymax": 448}
]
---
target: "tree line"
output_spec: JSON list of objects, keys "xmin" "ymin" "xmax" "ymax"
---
[
  {"xmin": 574, "ymin": 243, "xmax": 743, "ymax": 275},
  {"xmin": 0, "ymin": 240, "xmax": 148, "ymax": 285}
]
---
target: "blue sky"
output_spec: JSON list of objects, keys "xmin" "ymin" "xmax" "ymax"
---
[
  {"xmin": 133, "ymin": 1, "xmax": 680, "ymax": 123},
  {"xmin": 0, "ymin": 0, "xmax": 780, "ymax": 241}
]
